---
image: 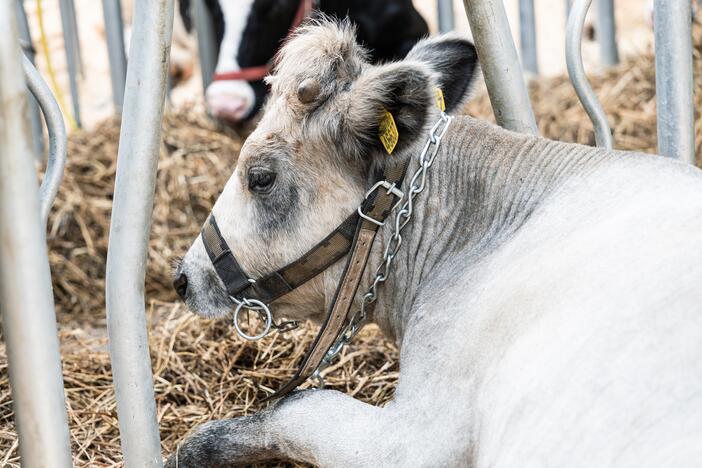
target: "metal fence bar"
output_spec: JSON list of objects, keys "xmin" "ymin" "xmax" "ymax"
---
[
  {"xmin": 462, "ymin": 0, "xmax": 538, "ymax": 134},
  {"xmin": 24, "ymin": 55, "xmax": 68, "ymax": 226},
  {"xmin": 192, "ymin": 0, "xmax": 218, "ymax": 93},
  {"xmin": 519, "ymin": 0, "xmax": 539, "ymax": 74},
  {"xmin": 15, "ymin": 0, "xmax": 45, "ymax": 160},
  {"xmin": 59, "ymin": 0, "xmax": 81, "ymax": 127},
  {"xmin": 0, "ymin": 1, "xmax": 72, "ymax": 466},
  {"xmin": 595, "ymin": 0, "xmax": 619, "ymax": 66},
  {"xmin": 438, "ymin": 0, "xmax": 455, "ymax": 33},
  {"xmin": 654, "ymin": 0, "xmax": 695, "ymax": 163},
  {"xmin": 102, "ymin": 0, "xmax": 127, "ymax": 113},
  {"xmin": 566, "ymin": 0, "xmax": 613, "ymax": 148},
  {"xmin": 105, "ymin": 0, "xmax": 174, "ymax": 466},
  {"xmin": 65, "ymin": 0, "xmax": 83, "ymax": 76}
]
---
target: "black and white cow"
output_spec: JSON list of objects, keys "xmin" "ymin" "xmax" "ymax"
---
[{"xmin": 178, "ymin": 0, "xmax": 429, "ymax": 123}]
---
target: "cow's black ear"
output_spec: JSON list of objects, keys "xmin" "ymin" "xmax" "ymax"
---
[
  {"xmin": 405, "ymin": 36, "xmax": 479, "ymax": 112},
  {"xmin": 343, "ymin": 61, "xmax": 434, "ymax": 159}
]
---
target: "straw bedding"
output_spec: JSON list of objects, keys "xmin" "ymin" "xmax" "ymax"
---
[{"xmin": 1, "ymin": 19, "xmax": 700, "ymax": 466}]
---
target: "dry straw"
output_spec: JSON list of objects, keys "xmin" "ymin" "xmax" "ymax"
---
[{"xmin": 1, "ymin": 19, "xmax": 700, "ymax": 466}]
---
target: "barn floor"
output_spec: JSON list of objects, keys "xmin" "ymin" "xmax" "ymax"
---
[{"xmin": 0, "ymin": 18, "xmax": 700, "ymax": 467}]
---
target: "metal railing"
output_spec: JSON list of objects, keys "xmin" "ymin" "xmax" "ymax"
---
[
  {"xmin": 102, "ymin": 0, "xmax": 127, "ymax": 113},
  {"xmin": 15, "ymin": 0, "xmax": 45, "ymax": 159},
  {"xmin": 654, "ymin": 0, "xmax": 695, "ymax": 163},
  {"xmin": 59, "ymin": 0, "xmax": 82, "ymax": 127},
  {"xmin": 462, "ymin": 0, "xmax": 538, "ymax": 135},
  {"xmin": 438, "ymin": 0, "xmax": 455, "ymax": 33},
  {"xmin": 565, "ymin": 0, "xmax": 695, "ymax": 160},
  {"xmin": 566, "ymin": 0, "xmax": 614, "ymax": 148},
  {"xmin": 595, "ymin": 0, "xmax": 620, "ymax": 66},
  {"xmin": 0, "ymin": 1, "xmax": 72, "ymax": 466},
  {"xmin": 193, "ymin": 0, "xmax": 219, "ymax": 96},
  {"xmin": 520, "ymin": 0, "xmax": 539, "ymax": 74},
  {"xmin": 105, "ymin": 0, "xmax": 174, "ymax": 466},
  {"xmin": 23, "ymin": 55, "xmax": 69, "ymax": 225}
]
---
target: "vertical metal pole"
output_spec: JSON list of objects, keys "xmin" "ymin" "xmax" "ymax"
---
[
  {"xmin": 519, "ymin": 0, "xmax": 539, "ymax": 74},
  {"xmin": 0, "ymin": 1, "xmax": 72, "ymax": 467},
  {"xmin": 462, "ymin": 0, "xmax": 538, "ymax": 134},
  {"xmin": 654, "ymin": 0, "xmax": 695, "ymax": 163},
  {"xmin": 102, "ymin": 0, "xmax": 127, "ymax": 113},
  {"xmin": 15, "ymin": 0, "xmax": 44, "ymax": 160},
  {"xmin": 58, "ymin": 0, "xmax": 81, "ymax": 127},
  {"xmin": 438, "ymin": 0, "xmax": 455, "ymax": 33},
  {"xmin": 595, "ymin": 0, "xmax": 619, "ymax": 66},
  {"xmin": 105, "ymin": 0, "xmax": 173, "ymax": 466},
  {"xmin": 192, "ymin": 0, "xmax": 218, "ymax": 93},
  {"xmin": 65, "ymin": 0, "xmax": 83, "ymax": 76},
  {"xmin": 565, "ymin": 0, "xmax": 572, "ymax": 21}
]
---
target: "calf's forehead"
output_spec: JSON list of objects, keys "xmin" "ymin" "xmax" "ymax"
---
[{"xmin": 268, "ymin": 21, "xmax": 369, "ymax": 95}]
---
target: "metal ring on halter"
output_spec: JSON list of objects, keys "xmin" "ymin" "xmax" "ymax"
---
[{"xmin": 233, "ymin": 298, "xmax": 272, "ymax": 341}]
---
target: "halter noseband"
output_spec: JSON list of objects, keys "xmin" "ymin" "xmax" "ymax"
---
[
  {"xmin": 211, "ymin": 0, "xmax": 314, "ymax": 84},
  {"xmin": 201, "ymin": 161, "xmax": 409, "ymax": 401}
]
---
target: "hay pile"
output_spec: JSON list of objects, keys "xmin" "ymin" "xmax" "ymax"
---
[
  {"xmin": 0, "ymin": 110, "xmax": 399, "ymax": 467},
  {"xmin": 1, "ymin": 18, "xmax": 701, "ymax": 467}
]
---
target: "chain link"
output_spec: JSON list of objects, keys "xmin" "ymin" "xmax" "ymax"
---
[{"xmin": 311, "ymin": 112, "xmax": 454, "ymax": 387}]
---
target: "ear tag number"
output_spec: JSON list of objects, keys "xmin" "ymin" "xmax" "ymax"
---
[
  {"xmin": 435, "ymin": 87, "xmax": 446, "ymax": 112},
  {"xmin": 379, "ymin": 110, "xmax": 399, "ymax": 154}
]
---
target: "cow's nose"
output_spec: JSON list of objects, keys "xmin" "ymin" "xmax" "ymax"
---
[
  {"xmin": 205, "ymin": 81, "xmax": 255, "ymax": 122},
  {"xmin": 173, "ymin": 273, "xmax": 188, "ymax": 300},
  {"xmin": 207, "ymin": 96, "xmax": 249, "ymax": 122}
]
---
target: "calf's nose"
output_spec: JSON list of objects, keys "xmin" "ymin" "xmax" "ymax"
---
[{"xmin": 173, "ymin": 273, "xmax": 188, "ymax": 300}]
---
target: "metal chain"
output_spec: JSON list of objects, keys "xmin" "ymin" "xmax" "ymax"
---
[{"xmin": 311, "ymin": 112, "xmax": 454, "ymax": 387}]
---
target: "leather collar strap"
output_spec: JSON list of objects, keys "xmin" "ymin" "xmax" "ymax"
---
[
  {"xmin": 202, "ymin": 212, "xmax": 359, "ymax": 303},
  {"xmin": 201, "ymin": 160, "xmax": 409, "ymax": 400},
  {"xmin": 211, "ymin": 0, "xmax": 313, "ymax": 83}
]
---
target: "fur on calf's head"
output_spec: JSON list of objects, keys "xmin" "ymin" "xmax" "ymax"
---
[
  {"xmin": 266, "ymin": 19, "xmax": 478, "ymax": 168},
  {"xmin": 175, "ymin": 19, "xmax": 479, "ymax": 320}
]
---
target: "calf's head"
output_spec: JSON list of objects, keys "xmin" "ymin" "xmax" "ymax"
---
[{"xmin": 175, "ymin": 20, "xmax": 478, "ymax": 321}]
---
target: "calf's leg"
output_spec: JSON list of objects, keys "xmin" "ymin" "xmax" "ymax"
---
[{"xmin": 164, "ymin": 389, "xmax": 388, "ymax": 467}]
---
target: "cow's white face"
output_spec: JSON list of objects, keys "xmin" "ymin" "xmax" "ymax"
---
[
  {"xmin": 205, "ymin": 0, "xmax": 301, "ymax": 122},
  {"xmin": 206, "ymin": 0, "xmax": 256, "ymax": 121},
  {"xmin": 175, "ymin": 21, "xmax": 478, "ymax": 322}
]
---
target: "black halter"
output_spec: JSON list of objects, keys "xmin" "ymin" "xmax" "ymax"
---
[{"xmin": 201, "ymin": 161, "xmax": 409, "ymax": 400}]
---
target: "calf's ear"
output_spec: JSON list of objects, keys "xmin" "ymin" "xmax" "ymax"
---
[
  {"xmin": 343, "ymin": 61, "xmax": 435, "ymax": 159},
  {"xmin": 405, "ymin": 35, "xmax": 479, "ymax": 112}
]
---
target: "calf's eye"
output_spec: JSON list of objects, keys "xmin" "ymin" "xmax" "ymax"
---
[{"xmin": 248, "ymin": 170, "xmax": 276, "ymax": 194}]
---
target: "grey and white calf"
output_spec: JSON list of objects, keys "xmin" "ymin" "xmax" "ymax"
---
[{"xmin": 170, "ymin": 20, "xmax": 702, "ymax": 467}]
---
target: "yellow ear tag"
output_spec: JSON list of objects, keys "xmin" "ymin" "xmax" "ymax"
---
[
  {"xmin": 378, "ymin": 110, "xmax": 399, "ymax": 154},
  {"xmin": 435, "ymin": 87, "xmax": 446, "ymax": 112}
]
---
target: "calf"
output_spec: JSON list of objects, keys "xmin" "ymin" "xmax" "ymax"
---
[
  {"xmin": 170, "ymin": 20, "xmax": 702, "ymax": 467},
  {"xmin": 178, "ymin": 0, "xmax": 428, "ymax": 123}
]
